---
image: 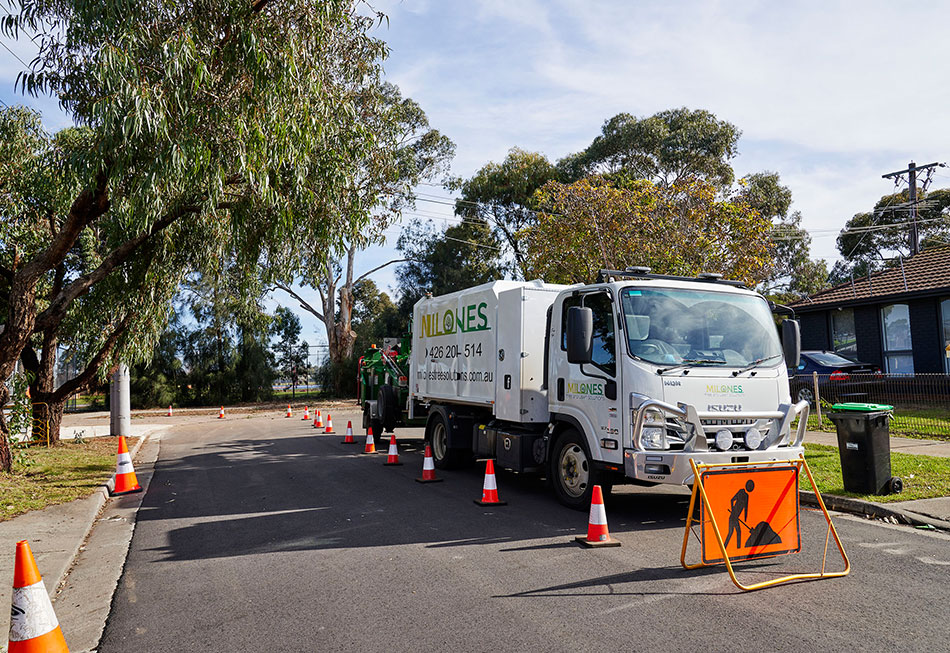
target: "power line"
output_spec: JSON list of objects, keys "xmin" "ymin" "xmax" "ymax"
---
[
  {"xmin": 882, "ymin": 160, "xmax": 948, "ymax": 255},
  {"xmin": 0, "ymin": 38, "xmax": 31, "ymax": 70}
]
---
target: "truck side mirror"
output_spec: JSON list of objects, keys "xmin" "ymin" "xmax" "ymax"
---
[
  {"xmin": 566, "ymin": 306, "xmax": 593, "ymax": 365},
  {"xmin": 781, "ymin": 319, "xmax": 800, "ymax": 369}
]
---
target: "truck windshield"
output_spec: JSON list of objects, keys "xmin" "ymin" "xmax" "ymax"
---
[{"xmin": 620, "ymin": 287, "xmax": 782, "ymax": 368}]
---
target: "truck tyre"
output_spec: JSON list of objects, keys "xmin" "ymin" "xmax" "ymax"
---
[
  {"xmin": 363, "ymin": 402, "xmax": 382, "ymax": 442},
  {"xmin": 550, "ymin": 428, "xmax": 599, "ymax": 510},
  {"xmin": 426, "ymin": 409, "xmax": 467, "ymax": 469},
  {"xmin": 379, "ymin": 384, "xmax": 398, "ymax": 433}
]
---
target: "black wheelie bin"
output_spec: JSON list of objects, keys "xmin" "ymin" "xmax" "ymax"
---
[{"xmin": 827, "ymin": 403, "xmax": 902, "ymax": 495}]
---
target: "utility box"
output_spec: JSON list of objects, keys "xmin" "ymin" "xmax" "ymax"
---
[
  {"xmin": 411, "ymin": 280, "xmax": 568, "ymax": 423},
  {"xmin": 828, "ymin": 403, "xmax": 900, "ymax": 495}
]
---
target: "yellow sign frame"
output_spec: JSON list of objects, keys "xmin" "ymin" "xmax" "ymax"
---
[{"xmin": 680, "ymin": 455, "xmax": 850, "ymax": 591}]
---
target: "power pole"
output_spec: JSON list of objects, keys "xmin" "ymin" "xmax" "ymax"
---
[{"xmin": 882, "ymin": 160, "xmax": 946, "ymax": 256}]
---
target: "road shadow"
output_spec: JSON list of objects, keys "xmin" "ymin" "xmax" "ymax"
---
[{"xmin": 136, "ymin": 426, "xmax": 711, "ymax": 563}]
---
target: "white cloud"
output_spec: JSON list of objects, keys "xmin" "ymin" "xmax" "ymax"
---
[{"xmin": 373, "ymin": 0, "xmax": 950, "ymax": 275}]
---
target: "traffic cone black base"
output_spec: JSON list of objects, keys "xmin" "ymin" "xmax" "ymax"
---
[
  {"xmin": 415, "ymin": 476, "xmax": 444, "ymax": 483},
  {"xmin": 574, "ymin": 535, "xmax": 621, "ymax": 548}
]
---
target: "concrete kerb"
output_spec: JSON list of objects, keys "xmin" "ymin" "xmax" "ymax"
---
[
  {"xmin": 799, "ymin": 490, "xmax": 950, "ymax": 533},
  {"xmin": 53, "ymin": 428, "xmax": 161, "ymax": 593}
]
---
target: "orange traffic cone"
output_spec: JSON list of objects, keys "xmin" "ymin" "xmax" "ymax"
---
[
  {"xmin": 302, "ymin": 406, "xmax": 309, "ymax": 421},
  {"xmin": 8, "ymin": 540, "xmax": 69, "ymax": 653},
  {"xmin": 324, "ymin": 414, "xmax": 334, "ymax": 434},
  {"xmin": 341, "ymin": 421, "xmax": 357, "ymax": 444},
  {"xmin": 167, "ymin": 405, "xmax": 173, "ymax": 417},
  {"xmin": 111, "ymin": 435, "xmax": 142, "ymax": 495},
  {"xmin": 312, "ymin": 412, "xmax": 319, "ymax": 429},
  {"xmin": 415, "ymin": 444, "xmax": 442, "ymax": 483},
  {"xmin": 575, "ymin": 485, "xmax": 620, "ymax": 547},
  {"xmin": 362, "ymin": 427, "xmax": 376, "ymax": 454},
  {"xmin": 217, "ymin": 406, "xmax": 225, "ymax": 419},
  {"xmin": 474, "ymin": 459, "xmax": 506, "ymax": 506},
  {"xmin": 285, "ymin": 404, "xmax": 292, "ymax": 418},
  {"xmin": 383, "ymin": 434, "xmax": 402, "ymax": 466},
  {"xmin": 315, "ymin": 411, "xmax": 324, "ymax": 429}
]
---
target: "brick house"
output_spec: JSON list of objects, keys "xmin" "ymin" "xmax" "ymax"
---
[{"xmin": 790, "ymin": 245, "xmax": 950, "ymax": 374}]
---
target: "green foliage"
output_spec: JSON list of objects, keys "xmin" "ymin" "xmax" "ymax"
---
[
  {"xmin": 129, "ymin": 329, "xmax": 181, "ymax": 408},
  {"xmin": 351, "ymin": 279, "xmax": 403, "ymax": 347},
  {"xmin": 739, "ymin": 172, "xmax": 830, "ymax": 302},
  {"xmin": 832, "ymin": 187, "xmax": 950, "ymax": 283},
  {"xmin": 451, "ymin": 147, "xmax": 558, "ymax": 277},
  {"xmin": 0, "ymin": 1, "xmax": 389, "ymax": 463},
  {"xmin": 524, "ymin": 176, "xmax": 773, "ymax": 287},
  {"xmin": 397, "ymin": 218, "xmax": 506, "ymax": 317},
  {"xmin": 557, "ymin": 108, "xmax": 741, "ymax": 188}
]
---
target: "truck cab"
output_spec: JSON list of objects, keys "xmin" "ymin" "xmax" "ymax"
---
[{"xmin": 546, "ymin": 269, "xmax": 808, "ymax": 507}]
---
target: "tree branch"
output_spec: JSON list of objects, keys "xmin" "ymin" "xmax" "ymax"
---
[
  {"xmin": 33, "ymin": 204, "xmax": 200, "ymax": 333},
  {"xmin": 20, "ymin": 169, "xmax": 109, "ymax": 286},
  {"xmin": 52, "ymin": 313, "xmax": 133, "ymax": 401},
  {"xmin": 352, "ymin": 257, "xmax": 412, "ymax": 286},
  {"xmin": 273, "ymin": 282, "xmax": 325, "ymax": 322}
]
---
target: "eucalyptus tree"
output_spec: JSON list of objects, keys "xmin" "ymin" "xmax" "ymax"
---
[
  {"xmin": 557, "ymin": 108, "xmax": 741, "ymax": 188},
  {"xmin": 0, "ymin": 0, "xmax": 386, "ymax": 471},
  {"xmin": 451, "ymin": 148, "xmax": 557, "ymax": 279},
  {"xmin": 270, "ymin": 81, "xmax": 454, "ymax": 394}
]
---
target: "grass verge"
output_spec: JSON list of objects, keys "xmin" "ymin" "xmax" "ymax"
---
[
  {"xmin": 802, "ymin": 442, "xmax": 950, "ymax": 503},
  {"xmin": 0, "ymin": 436, "xmax": 136, "ymax": 522}
]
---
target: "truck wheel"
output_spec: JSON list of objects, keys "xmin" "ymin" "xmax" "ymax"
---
[
  {"xmin": 426, "ymin": 410, "xmax": 466, "ymax": 469},
  {"xmin": 363, "ymin": 403, "xmax": 382, "ymax": 441},
  {"xmin": 550, "ymin": 428, "xmax": 598, "ymax": 510},
  {"xmin": 379, "ymin": 384, "xmax": 398, "ymax": 433}
]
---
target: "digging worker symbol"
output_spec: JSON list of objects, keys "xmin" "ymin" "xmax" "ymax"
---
[
  {"xmin": 725, "ymin": 480, "xmax": 754, "ymax": 548},
  {"xmin": 724, "ymin": 478, "xmax": 784, "ymax": 549}
]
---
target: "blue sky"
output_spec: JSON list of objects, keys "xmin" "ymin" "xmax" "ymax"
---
[{"xmin": 3, "ymin": 0, "xmax": 950, "ymax": 351}]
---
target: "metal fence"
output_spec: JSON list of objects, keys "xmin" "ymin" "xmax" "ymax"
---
[{"xmin": 790, "ymin": 372, "xmax": 950, "ymax": 438}]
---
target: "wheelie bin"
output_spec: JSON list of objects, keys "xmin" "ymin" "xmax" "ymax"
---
[{"xmin": 827, "ymin": 403, "xmax": 902, "ymax": 495}]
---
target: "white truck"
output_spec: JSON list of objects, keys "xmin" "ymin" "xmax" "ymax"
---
[{"xmin": 408, "ymin": 269, "xmax": 809, "ymax": 509}]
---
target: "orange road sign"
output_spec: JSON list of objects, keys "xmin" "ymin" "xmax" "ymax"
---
[{"xmin": 700, "ymin": 465, "xmax": 801, "ymax": 564}]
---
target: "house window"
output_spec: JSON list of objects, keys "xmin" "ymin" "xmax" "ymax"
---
[
  {"xmin": 941, "ymin": 299, "xmax": 950, "ymax": 374},
  {"xmin": 831, "ymin": 308, "xmax": 857, "ymax": 360},
  {"xmin": 881, "ymin": 303, "xmax": 914, "ymax": 374}
]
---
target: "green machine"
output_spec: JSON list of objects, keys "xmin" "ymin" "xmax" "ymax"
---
[{"xmin": 357, "ymin": 333, "xmax": 425, "ymax": 436}]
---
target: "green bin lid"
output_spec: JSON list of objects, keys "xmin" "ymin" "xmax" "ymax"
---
[{"xmin": 830, "ymin": 402, "xmax": 893, "ymax": 412}]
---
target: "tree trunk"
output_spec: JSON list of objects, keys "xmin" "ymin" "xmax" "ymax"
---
[
  {"xmin": 27, "ymin": 328, "xmax": 61, "ymax": 443},
  {"xmin": 29, "ymin": 398, "xmax": 64, "ymax": 445},
  {"xmin": 0, "ymin": 385, "xmax": 12, "ymax": 473}
]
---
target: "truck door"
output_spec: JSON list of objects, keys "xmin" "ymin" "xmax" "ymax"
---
[{"xmin": 551, "ymin": 290, "xmax": 622, "ymax": 465}]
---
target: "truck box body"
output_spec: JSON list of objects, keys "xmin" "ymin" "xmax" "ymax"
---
[{"xmin": 411, "ymin": 280, "xmax": 569, "ymax": 422}]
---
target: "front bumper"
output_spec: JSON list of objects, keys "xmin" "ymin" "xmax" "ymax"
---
[
  {"xmin": 626, "ymin": 394, "xmax": 810, "ymax": 485},
  {"xmin": 624, "ymin": 446, "xmax": 806, "ymax": 485}
]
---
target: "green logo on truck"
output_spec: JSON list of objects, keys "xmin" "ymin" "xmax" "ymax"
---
[
  {"xmin": 419, "ymin": 301, "xmax": 490, "ymax": 338},
  {"xmin": 566, "ymin": 381, "xmax": 604, "ymax": 397}
]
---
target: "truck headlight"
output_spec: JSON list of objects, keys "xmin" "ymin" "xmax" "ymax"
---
[
  {"xmin": 744, "ymin": 427, "xmax": 763, "ymax": 450},
  {"xmin": 715, "ymin": 429, "xmax": 733, "ymax": 451},
  {"xmin": 641, "ymin": 426, "xmax": 668, "ymax": 450}
]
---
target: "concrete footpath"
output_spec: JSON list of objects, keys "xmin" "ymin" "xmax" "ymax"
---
[
  {"xmin": 0, "ymin": 426, "xmax": 165, "ymax": 653},
  {"xmin": 803, "ymin": 430, "xmax": 950, "ymax": 531}
]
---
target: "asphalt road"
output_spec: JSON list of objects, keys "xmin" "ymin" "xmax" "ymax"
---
[{"xmin": 99, "ymin": 412, "xmax": 950, "ymax": 652}]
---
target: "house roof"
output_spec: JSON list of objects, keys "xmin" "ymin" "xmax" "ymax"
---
[{"xmin": 792, "ymin": 244, "xmax": 950, "ymax": 311}]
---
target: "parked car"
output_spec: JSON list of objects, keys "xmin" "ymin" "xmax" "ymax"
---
[{"xmin": 788, "ymin": 351, "xmax": 882, "ymax": 406}]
